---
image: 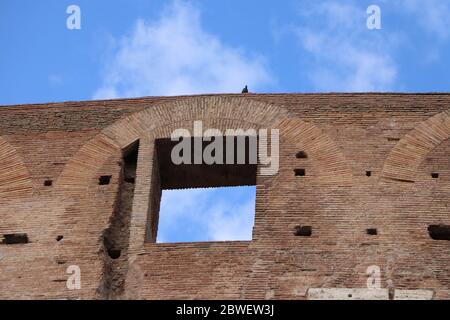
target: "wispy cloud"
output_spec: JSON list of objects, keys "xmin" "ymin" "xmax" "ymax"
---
[
  {"xmin": 290, "ymin": 1, "xmax": 398, "ymax": 92},
  {"xmin": 48, "ymin": 74, "xmax": 63, "ymax": 87},
  {"xmin": 393, "ymin": 0, "xmax": 450, "ymax": 41},
  {"xmin": 206, "ymin": 198, "xmax": 255, "ymax": 241},
  {"xmin": 157, "ymin": 186, "xmax": 255, "ymax": 243},
  {"xmin": 94, "ymin": 0, "xmax": 272, "ymax": 99}
]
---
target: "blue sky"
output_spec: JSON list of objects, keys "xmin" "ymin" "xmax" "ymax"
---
[
  {"xmin": 1, "ymin": 0, "xmax": 450, "ymax": 242},
  {"xmin": 2, "ymin": 0, "xmax": 450, "ymax": 105},
  {"xmin": 157, "ymin": 186, "xmax": 255, "ymax": 243}
]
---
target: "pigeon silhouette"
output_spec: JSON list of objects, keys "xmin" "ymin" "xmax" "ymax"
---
[{"xmin": 241, "ymin": 85, "xmax": 249, "ymax": 93}]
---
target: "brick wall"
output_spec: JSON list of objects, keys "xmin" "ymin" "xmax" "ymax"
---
[{"xmin": 0, "ymin": 94, "xmax": 449, "ymax": 299}]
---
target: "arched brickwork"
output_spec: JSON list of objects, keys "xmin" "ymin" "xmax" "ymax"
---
[
  {"xmin": 0, "ymin": 136, "xmax": 32, "ymax": 199},
  {"xmin": 56, "ymin": 96, "xmax": 353, "ymax": 189},
  {"xmin": 277, "ymin": 118, "xmax": 353, "ymax": 184},
  {"xmin": 56, "ymin": 134, "xmax": 121, "ymax": 190},
  {"xmin": 380, "ymin": 109, "xmax": 450, "ymax": 183},
  {"xmin": 4, "ymin": 94, "xmax": 450, "ymax": 300}
]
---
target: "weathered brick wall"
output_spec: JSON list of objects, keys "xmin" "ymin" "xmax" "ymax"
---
[{"xmin": 0, "ymin": 94, "xmax": 449, "ymax": 300}]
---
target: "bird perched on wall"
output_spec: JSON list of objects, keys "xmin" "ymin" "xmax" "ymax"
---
[{"xmin": 241, "ymin": 85, "xmax": 249, "ymax": 93}]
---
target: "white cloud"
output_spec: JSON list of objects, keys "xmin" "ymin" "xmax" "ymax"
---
[
  {"xmin": 206, "ymin": 197, "xmax": 255, "ymax": 241},
  {"xmin": 157, "ymin": 187, "xmax": 255, "ymax": 242},
  {"xmin": 292, "ymin": 1, "xmax": 398, "ymax": 92},
  {"xmin": 48, "ymin": 74, "xmax": 63, "ymax": 87},
  {"xmin": 393, "ymin": 0, "xmax": 450, "ymax": 40},
  {"xmin": 94, "ymin": 1, "xmax": 272, "ymax": 99}
]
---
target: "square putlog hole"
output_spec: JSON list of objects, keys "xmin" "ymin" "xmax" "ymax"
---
[
  {"xmin": 294, "ymin": 226, "xmax": 312, "ymax": 237},
  {"xmin": 98, "ymin": 175, "xmax": 112, "ymax": 185},
  {"xmin": 295, "ymin": 151, "xmax": 308, "ymax": 159},
  {"xmin": 2, "ymin": 233, "xmax": 29, "ymax": 245},
  {"xmin": 44, "ymin": 179, "xmax": 53, "ymax": 186},
  {"xmin": 428, "ymin": 225, "xmax": 450, "ymax": 241}
]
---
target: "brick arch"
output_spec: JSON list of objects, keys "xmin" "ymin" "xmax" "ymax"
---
[
  {"xmin": 100, "ymin": 96, "xmax": 290, "ymax": 149},
  {"xmin": 55, "ymin": 134, "xmax": 120, "ymax": 190},
  {"xmin": 381, "ymin": 109, "xmax": 450, "ymax": 183},
  {"xmin": 0, "ymin": 136, "xmax": 32, "ymax": 199},
  {"xmin": 277, "ymin": 118, "xmax": 353, "ymax": 184},
  {"xmin": 56, "ymin": 96, "xmax": 353, "ymax": 189}
]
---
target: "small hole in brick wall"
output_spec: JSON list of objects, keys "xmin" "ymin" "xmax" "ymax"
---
[
  {"xmin": 431, "ymin": 173, "xmax": 439, "ymax": 179},
  {"xmin": 294, "ymin": 226, "xmax": 312, "ymax": 237},
  {"xmin": 2, "ymin": 233, "xmax": 29, "ymax": 245},
  {"xmin": 44, "ymin": 179, "xmax": 53, "ymax": 186},
  {"xmin": 98, "ymin": 175, "xmax": 112, "ymax": 185},
  {"xmin": 294, "ymin": 169, "xmax": 306, "ymax": 177},
  {"xmin": 296, "ymin": 151, "xmax": 308, "ymax": 159},
  {"xmin": 56, "ymin": 235, "xmax": 63, "ymax": 241},
  {"xmin": 366, "ymin": 171, "xmax": 372, "ymax": 177},
  {"xmin": 428, "ymin": 225, "xmax": 450, "ymax": 241},
  {"xmin": 366, "ymin": 228, "xmax": 378, "ymax": 236},
  {"xmin": 107, "ymin": 249, "xmax": 121, "ymax": 259}
]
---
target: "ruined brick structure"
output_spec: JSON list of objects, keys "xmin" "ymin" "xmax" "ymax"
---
[{"xmin": 0, "ymin": 94, "xmax": 449, "ymax": 300}]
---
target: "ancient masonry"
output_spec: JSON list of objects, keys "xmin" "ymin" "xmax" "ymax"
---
[{"xmin": 0, "ymin": 94, "xmax": 449, "ymax": 300}]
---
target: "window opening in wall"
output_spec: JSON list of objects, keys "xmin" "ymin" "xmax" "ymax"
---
[{"xmin": 152, "ymin": 136, "xmax": 257, "ymax": 243}]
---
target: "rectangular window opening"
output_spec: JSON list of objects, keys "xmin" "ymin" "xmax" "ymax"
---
[
  {"xmin": 157, "ymin": 186, "xmax": 256, "ymax": 243},
  {"xmin": 150, "ymin": 136, "xmax": 257, "ymax": 243}
]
